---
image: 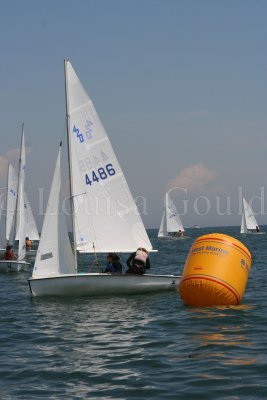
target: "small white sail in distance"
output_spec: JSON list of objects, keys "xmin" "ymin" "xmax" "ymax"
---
[
  {"xmin": 165, "ymin": 192, "xmax": 184, "ymax": 233},
  {"xmin": 6, "ymin": 163, "xmax": 40, "ymax": 242},
  {"xmin": 65, "ymin": 60, "xmax": 153, "ymax": 253},
  {"xmin": 16, "ymin": 127, "xmax": 26, "ymax": 261},
  {"xmin": 32, "ymin": 143, "xmax": 75, "ymax": 278},
  {"xmin": 158, "ymin": 192, "xmax": 184, "ymax": 237},
  {"xmin": 241, "ymin": 197, "xmax": 260, "ymax": 233},
  {"xmin": 5, "ymin": 163, "xmax": 18, "ymax": 244},
  {"xmin": 158, "ymin": 211, "xmax": 168, "ymax": 238}
]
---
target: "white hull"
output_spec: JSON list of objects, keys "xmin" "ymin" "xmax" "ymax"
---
[
  {"xmin": 0, "ymin": 260, "xmax": 30, "ymax": 273},
  {"xmin": 28, "ymin": 273, "xmax": 180, "ymax": 297},
  {"xmin": 241, "ymin": 231, "xmax": 265, "ymax": 235},
  {"xmin": 158, "ymin": 235, "xmax": 189, "ymax": 240}
]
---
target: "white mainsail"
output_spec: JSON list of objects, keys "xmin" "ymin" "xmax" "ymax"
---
[
  {"xmin": 166, "ymin": 192, "xmax": 184, "ymax": 233},
  {"xmin": 241, "ymin": 197, "xmax": 260, "ymax": 233},
  {"xmin": 4, "ymin": 162, "xmax": 39, "ymax": 244},
  {"xmin": 32, "ymin": 143, "xmax": 75, "ymax": 278},
  {"xmin": 158, "ymin": 192, "xmax": 184, "ymax": 237},
  {"xmin": 0, "ymin": 194, "xmax": 5, "ymax": 248},
  {"xmin": 7, "ymin": 166, "xmax": 39, "ymax": 243},
  {"xmin": 16, "ymin": 127, "xmax": 26, "ymax": 260},
  {"xmin": 65, "ymin": 61, "xmax": 152, "ymax": 253},
  {"xmin": 240, "ymin": 213, "xmax": 245, "ymax": 234},
  {"xmin": 5, "ymin": 164, "xmax": 17, "ymax": 243}
]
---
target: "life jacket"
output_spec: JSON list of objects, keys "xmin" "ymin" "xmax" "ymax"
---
[
  {"xmin": 134, "ymin": 249, "xmax": 148, "ymax": 264},
  {"xmin": 4, "ymin": 252, "xmax": 14, "ymax": 260}
]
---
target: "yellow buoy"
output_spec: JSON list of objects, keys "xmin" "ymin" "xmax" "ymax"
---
[{"xmin": 179, "ymin": 233, "xmax": 252, "ymax": 306}]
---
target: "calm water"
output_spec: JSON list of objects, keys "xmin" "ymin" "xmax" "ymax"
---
[{"xmin": 1, "ymin": 226, "xmax": 267, "ymax": 399}]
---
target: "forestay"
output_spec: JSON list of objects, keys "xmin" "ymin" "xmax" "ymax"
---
[{"xmin": 65, "ymin": 61, "xmax": 153, "ymax": 253}]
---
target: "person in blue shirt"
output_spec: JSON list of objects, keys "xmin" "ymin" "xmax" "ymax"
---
[{"xmin": 104, "ymin": 253, "xmax": 123, "ymax": 273}]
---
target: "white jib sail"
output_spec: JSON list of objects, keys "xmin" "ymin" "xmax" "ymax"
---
[
  {"xmin": 65, "ymin": 60, "xmax": 153, "ymax": 253},
  {"xmin": 5, "ymin": 164, "xmax": 17, "ymax": 243},
  {"xmin": 24, "ymin": 193, "xmax": 40, "ymax": 240},
  {"xmin": 240, "ymin": 213, "xmax": 246, "ymax": 233},
  {"xmin": 165, "ymin": 193, "xmax": 184, "ymax": 233},
  {"xmin": 15, "ymin": 193, "xmax": 40, "ymax": 241},
  {"xmin": 243, "ymin": 197, "xmax": 259, "ymax": 231},
  {"xmin": 16, "ymin": 128, "xmax": 26, "ymax": 260},
  {"xmin": 32, "ymin": 144, "xmax": 75, "ymax": 278},
  {"xmin": 0, "ymin": 193, "xmax": 5, "ymax": 248},
  {"xmin": 158, "ymin": 211, "xmax": 168, "ymax": 237},
  {"xmin": 8, "ymin": 168, "xmax": 40, "ymax": 242}
]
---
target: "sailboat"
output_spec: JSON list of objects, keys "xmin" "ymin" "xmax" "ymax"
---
[
  {"xmin": 0, "ymin": 164, "xmax": 40, "ymax": 251},
  {"xmin": 240, "ymin": 197, "xmax": 264, "ymax": 235},
  {"xmin": 28, "ymin": 60, "xmax": 180, "ymax": 297},
  {"xmin": 158, "ymin": 192, "xmax": 186, "ymax": 239},
  {"xmin": 0, "ymin": 126, "xmax": 30, "ymax": 272},
  {"xmin": 4, "ymin": 164, "xmax": 17, "ymax": 247},
  {"xmin": 0, "ymin": 159, "xmax": 39, "ymax": 255}
]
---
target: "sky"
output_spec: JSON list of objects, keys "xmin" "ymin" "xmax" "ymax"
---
[{"xmin": 1, "ymin": 0, "xmax": 267, "ymax": 229}]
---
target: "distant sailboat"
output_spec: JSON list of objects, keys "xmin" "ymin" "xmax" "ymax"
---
[
  {"xmin": 28, "ymin": 60, "xmax": 180, "ymax": 296},
  {"xmin": 5, "ymin": 163, "xmax": 17, "ymax": 246},
  {"xmin": 4, "ymin": 164, "xmax": 39, "ymax": 244},
  {"xmin": 240, "ymin": 197, "xmax": 264, "ymax": 235},
  {"xmin": 158, "ymin": 192, "xmax": 185, "ymax": 238},
  {"xmin": 1, "ymin": 163, "xmax": 39, "ymax": 253},
  {"xmin": 0, "ymin": 126, "xmax": 30, "ymax": 272}
]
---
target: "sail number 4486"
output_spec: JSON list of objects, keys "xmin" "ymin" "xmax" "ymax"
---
[{"xmin": 85, "ymin": 163, "xmax": 116, "ymax": 185}]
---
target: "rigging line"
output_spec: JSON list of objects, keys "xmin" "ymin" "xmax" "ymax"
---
[{"xmin": 71, "ymin": 192, "xmax": 86, "ymax": 199}]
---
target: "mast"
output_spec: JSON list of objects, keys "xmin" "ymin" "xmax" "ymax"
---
[{"xmin": 64, "ymin": 59, "xmax": 78, "ymax": 271}]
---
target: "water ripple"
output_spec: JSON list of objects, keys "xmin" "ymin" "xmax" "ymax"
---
[{"xmin": 0, "ymin": 227, "xmax": 267, "ymax": 399}]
